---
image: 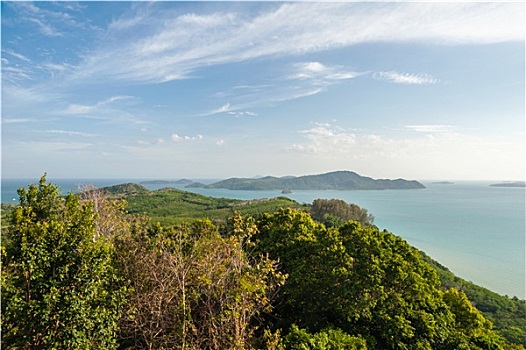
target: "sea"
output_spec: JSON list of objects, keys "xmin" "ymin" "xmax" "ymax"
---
[{"xmin": 2, "ymin": 178, "xmax": 525, "ymax": 299}]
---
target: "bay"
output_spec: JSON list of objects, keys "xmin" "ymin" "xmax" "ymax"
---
[{"xmin": 2, "ymin": 178, "xmax": 524, "ymax": 298}]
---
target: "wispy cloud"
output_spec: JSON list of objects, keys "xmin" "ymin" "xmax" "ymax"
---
[
  {"xmin": 171, "ymin": 133, "xmax": 204, "ymax": 142},
  {"xmin": 200, "ymin": 102, "xmax": 240, "ymax": 117},
  {"xmin": 228, "ymin": 111, "xmax": 258, "ymax": 118},
  {"xmin": 2, "ymin": 48, "xmax": 32, "ymax": 62},
  {"xmin": 45, "ymin": 129, "xmax": 99, "ymax": 137},
  {"xmin": 2, "ymin": 66, "xmax": 35, "ymax": 82},
  {"xmin": 206, "ymin": 61, "xmax": 360, "ymax": 112},
  {"xmin": 75, "ymin": 2, "xmax": 523, "ymax": 85},
  {"xmin": 2, "ymin": 118, "xmax": 36, "ymax": 124},
  {"xmin": 288, "ymin": 122, "xmax": 524, "ymax": 180},
  {"xmin": 291, "ymin": 62, "xmax": 360, "ymax": 82},
  {"xmin": 290, "ymin": 123, "xmax": 357, "ymax": 154},
  {"xmin": 59, "ymin": 95, "xmax": 137, "ymax": 116},
  {"xmin": 374, "ymin": 71, "xmax": 440, "ymax": 85},
  {"xmin": 5, "ymin": 1, "xmax": 96, "ymax": 37},
  {"xmin": 405, "ymin": 125, "xmax": 453, "ymax": 133}
]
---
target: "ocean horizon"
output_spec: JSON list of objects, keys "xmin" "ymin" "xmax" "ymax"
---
[{"xmin": 2, "ymin": 177, "xmax": 525, "ymax": 299}]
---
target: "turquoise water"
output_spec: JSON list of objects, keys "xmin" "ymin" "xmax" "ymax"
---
[{"xmin": 2, "ymin": 179, "xmax": 524, "ymax": 298}]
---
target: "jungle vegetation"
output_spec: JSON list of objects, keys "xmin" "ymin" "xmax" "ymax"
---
[{"xmin": 1, "ymin": 177, "xmax": 524, "ymax": 349}]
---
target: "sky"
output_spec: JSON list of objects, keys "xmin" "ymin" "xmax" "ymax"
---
[{"xmin": 1, "ymin": 1, "xmax": 524, "ymax": 181}]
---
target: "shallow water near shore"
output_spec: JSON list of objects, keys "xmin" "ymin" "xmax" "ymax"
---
[{"xmin": 2, "ymin": 178, "xmax": 524, "ymax": 298}]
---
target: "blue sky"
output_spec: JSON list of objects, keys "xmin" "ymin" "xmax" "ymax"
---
[{"xmin": 2, "ymin": 1, "xmax": 524, "ymax": 180}]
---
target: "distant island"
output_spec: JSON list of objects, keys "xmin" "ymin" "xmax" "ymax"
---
[
  {"xmin": 140, "ymin": 179, "xmax": 193, "ymax": 185},
  {"xmin": 490, "ymin": 181, "xmax": 526, "ymax": 188},
  {"xmin": 186, "ymin": 170, "xmax": 425, "ymax": 191},
  {"xmin": 432, "ymin": 181, "xmax": 455, "ymax": 185}
]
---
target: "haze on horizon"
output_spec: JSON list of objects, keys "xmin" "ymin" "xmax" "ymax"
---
[{"xmin": 2, "ymin": 2, "xmax": 524, "ymax": 181}]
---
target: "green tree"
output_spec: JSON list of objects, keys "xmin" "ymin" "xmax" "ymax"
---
[
  {"xmin": 253, "ymin": 209, "xmax": 510, "ymax": 349},
  {"xmin": 310, "ymin": 199, "xmax": 374, "ymax": 227},
  {"xmin": 283, "ymin": 325, "xmax": 367, "ymax": 350},
  {"xmin": 442, "ymin": 288, "xmax": 508, "ymax": 349},
  {"xmin": 1, "ymin": 176, "xmax": 126, "ymax": 349}
]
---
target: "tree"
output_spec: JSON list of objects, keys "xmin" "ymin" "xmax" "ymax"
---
[
  {"xmin": 1, "ymin": 176, "xmax": 126, "ymax": 349},
  {"xmin": 114, "ymin": 213, "xmax": 285, "ymax": 349},
  {"xmin": 442, "ymin": 288, "xmax": 508, "ymax": 349},
  {"xmin": 254, "ymin": 208, "xmax": 359, "ymax": 331},
  {"xmin": 284, "ymin": 325, "xmax": 367, "ymax": 350},
  {"xmin": 253, "ymin": 208, "xmax": 510, "ymax": 349},
  {"xmin": 310, "ymin": 199, "xmax": 374, "ymax": 227}
]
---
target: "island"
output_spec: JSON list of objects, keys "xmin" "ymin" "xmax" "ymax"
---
[
  {"xmin": 186, "ymin": 170, "xmax": 425, "ymax": 191},
  {"xmin": 490, "ymin": 181, "xmax": 526, "ymax": 188},
  {"xmin": 432, "ymin": 181, "xmax": 455, "ymax": 185},
  {"xmin": 140, "ymin": 179, "xmax": 193, "ymax": 185}
]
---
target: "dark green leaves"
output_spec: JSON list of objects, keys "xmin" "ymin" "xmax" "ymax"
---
[{"xmin": 2, "ymin": 175, "xmax": 126, "ymax": 349}]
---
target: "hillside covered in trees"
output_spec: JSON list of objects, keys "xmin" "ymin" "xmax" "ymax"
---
[
  {"xmin": 2, "ymin": 177, "xmax": 524, "ymax": 349},
  {"xmin": 186, "ymin": 170, "xmax": 426, "ymax": 191}
]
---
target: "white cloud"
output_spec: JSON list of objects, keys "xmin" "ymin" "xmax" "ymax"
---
[
  {"xmin": 58, "ymin": 95, "xmax": 140, "ymax": 124},
  {"xmin": 297, "ymin": 62, "xmax": 328, "ymax": 75},
  {"xmin": 277, "ymin": 61, "xmax": 364, "ymax": 101},
  {"xmin": 62, "ymin": 103, "xmax": 94, "ymax": 115},
  {"xmin": 45, "ymin": 129, "xmax": 99, "ymax": 137},
  {"xmin": 374, "ymin": 71, "xmax": 440, "ymax": 85},
  {"xmin": 28, "ymin": 17, "xmax": 63, "ymax": 37},
  {"xmin": 76, "ymin": 2, "xmax": 523, "ymax": 84},
  {"xmin": 2, "ymin": 48, "xmax": 32, "ymax": 62},
  {"xmin": 291, "ymin": 62, "xmax": 360, "ymax": 81},
  {"xmin": 405, "ymin": 125, "xmax": 453, "ymax": 133},
  {"xmin": 291, "ymin": 123, "xmax": 356, "ymax": 154},
  {"xmin": 2, "ymin": 118, "xmax": 35, "ymax": 124},
  {"xmin": 171, "ymin": 133, "xmax": 204, "ymax": 142},
  {"xmin": 287, "ymin": 122, "xmax": 524, "ymax": 180},
  {"xmin": 60, "ymin": 95, "xmax": 135, "ymax": 115},
  {"xmin": 201, "ymin": 103, "xmax": 237, "ymax": 116},
  {"xmin": 228, "ymin": 110, "xmax": 259, "ymax": 118},
  {"xmin": 171, "ymin": 133, "xmax": 182, "ymax": 141},
  {"xmin": 215, "ymin": 103, "xmax": 231, "ymax": 113},
  {"xmin": 6, "ymin": 1, "xmax": 95, "ymax": 37}
]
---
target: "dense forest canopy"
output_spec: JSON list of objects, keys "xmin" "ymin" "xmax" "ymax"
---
[{"xmin": 1, "ymin": 177, "xmax": 524, "ymax": 349}]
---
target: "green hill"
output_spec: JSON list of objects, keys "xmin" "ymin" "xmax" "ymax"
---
[
  {"xmin": 101, "ymin": 184, "xmax": 304, "ymax": 225},
  {"xmin": 190, "ymin": 170, "xmax": 425, "ymax": 190},
  {"xmin": 100, "ymin": 183, "xmax": 524, "ymax": 346},
  {"xmin": 4, "ymin": 178, "xmax": 524, "ymax": 348}
]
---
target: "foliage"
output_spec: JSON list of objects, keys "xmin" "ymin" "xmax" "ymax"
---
[
  {"xmin": 422, "ymin": 252, "xmax": 526, "ymax": 347},
  {"xmin": 103, "ymin": 184, "xmax": 303, "ymax": 226},
  {"xmin": 1, "ymin": 176, "xmax": 126, "ymax": 349},
  {"xmin": 3, "ymin": 179, "xmax": 524, "ymax": 350},
  {"xmin": 253, "ymin": 208, "xmax": 512, "ymax": 350},
  {"xmin": 1, "ymin": 203, "xmax": 17, "ymax": 227},
  {"xmin": 283, "ymin": 325, "xmax": 367, "ymax": 350},
  {"xmin": 310, "ymin": 198, "xmax": 374, "ymax": 227},
  {"xmin": 441, "ymin": 287, "xmax": 513, "ymax": 349},
  {"xmin": 114, "ymin": 213, "xmax": 285, "ymax": 349}
]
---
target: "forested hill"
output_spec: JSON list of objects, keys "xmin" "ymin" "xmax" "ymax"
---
[
  {"xmin": 187, "ymin": 170, "xmax": 425, "ymax": 190},
  {"xmin": 3, "ymin": 177, "xmax": 524, "ymax": 349}
]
